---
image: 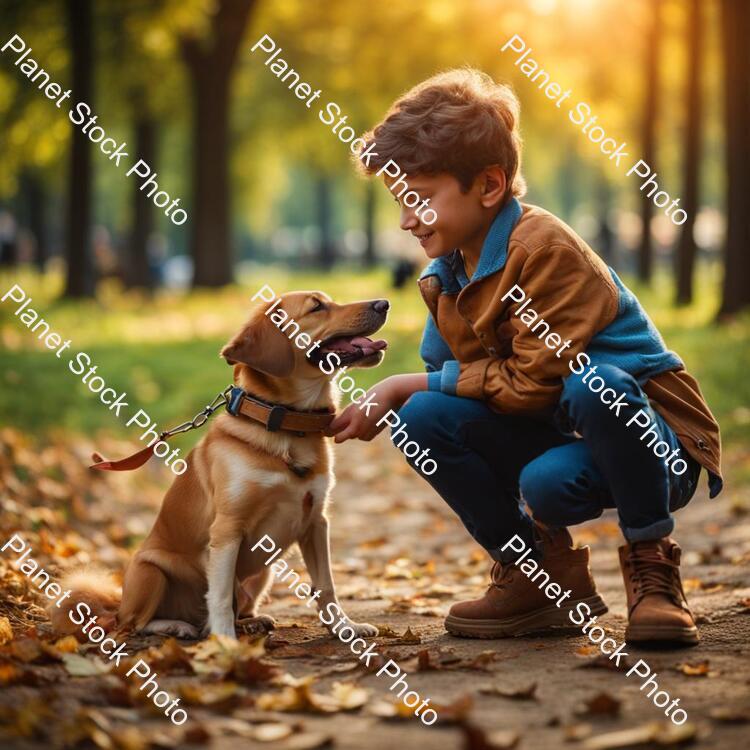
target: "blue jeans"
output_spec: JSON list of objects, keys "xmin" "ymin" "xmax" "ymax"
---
[{"xmin": 396, "ymin": 365, "xmax": 700, "ymax": 562}]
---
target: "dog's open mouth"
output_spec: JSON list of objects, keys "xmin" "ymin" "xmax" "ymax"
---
[{"xmin": 314, "ymin": 334, "xmax": 388, "ymax": 365}]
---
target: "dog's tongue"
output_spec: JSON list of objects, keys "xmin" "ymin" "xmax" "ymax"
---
[{"xmin": 325, "ymin": 336, "xmax": 388, "ymax": 356}]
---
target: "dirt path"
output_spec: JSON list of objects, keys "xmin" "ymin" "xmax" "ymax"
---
[{"xmin": 1, "ymin": 430, "xmax": 748, "ymax": 749}]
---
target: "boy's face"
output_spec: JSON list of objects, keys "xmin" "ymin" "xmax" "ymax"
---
[{"xmin": 387, "ymin": 171, "xmax": 504, "ymax": 259}]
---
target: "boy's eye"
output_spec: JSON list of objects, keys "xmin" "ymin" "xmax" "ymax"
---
[{"xmin": 309, "ymin": 298, "xmax": 326, "ymax": 313}]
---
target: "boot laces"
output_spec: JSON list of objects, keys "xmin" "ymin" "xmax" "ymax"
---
[
  {"xmin": 628, "ymin": 547, "xmax": 684, "ymax": 606},
  {"xmin": 489, "ymin": 561, "xmax": 516, "ymax": 591}
]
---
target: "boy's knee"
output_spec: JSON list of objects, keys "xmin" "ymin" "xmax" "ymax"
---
[
  {"xmin": 396, "ymin": 391, "xmax": 446, "ymax": 443},
  {"xmin": 562, "ymin": 364, "xmax": 639, "ymax": 420}
]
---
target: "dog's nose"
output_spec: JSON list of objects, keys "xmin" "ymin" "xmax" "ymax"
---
[{"xmin": 372, "ymin": 299, "xmax": 389, "ymax": 314}]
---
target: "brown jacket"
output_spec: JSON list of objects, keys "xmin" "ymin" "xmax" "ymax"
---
[{"xmin": 418, "ymin": 203, "xmax": 722, "ymax": 496}]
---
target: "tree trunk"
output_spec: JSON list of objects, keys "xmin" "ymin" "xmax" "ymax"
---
[
  {"xmin": 63, "ymin": 0, "xmax": 94, "ymax": 298},
  {"xmin": 180, "ymin": 0, "xmax": 255, "ymax": 288},
  {"xmin": 363, "ymin": 180, "xmax": 376, "ymax": 267},
  {"xmin": 127, "ymin": 115, "xmax": 156, "ymax": 289},
  {"xmin": 675, "ymin": 0, "xmax": 703, "ymax": 306},
  {"xmin": 637, "ymin": 0, "xmax": 662, "ymax": 284},
  {"xmin": 718, "ymin": 0, "xmax": 750, "ymax": 316},
  {"xmin": 316, "ymin": 176, "xmax": 335, "ymax": 269}
]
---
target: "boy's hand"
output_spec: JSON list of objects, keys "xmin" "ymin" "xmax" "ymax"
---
[{"xmin": 329, "ymin": 373, "xmax": 427, "ymax": 443}]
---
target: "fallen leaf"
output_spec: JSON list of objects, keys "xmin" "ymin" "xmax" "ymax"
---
[
  {"xmin": 53, "ymin": 635, "xmax": 79, "ymax": 653},
  {"xmin": 253, "ymin": 723, "xmax": 294, "ymax": 742},
  {"xmin": 676, "ymin": 661, "xmax": 712, "ymax": 677},
  {"xmin": 62, "ymin": 653, "xmax": 111, "ymax": 676},
  {"xmin": 390, "ymin": 627, "xmax": 422, "ymax": 645},
  {"xmin": 577, "ymin": 654, "xmax": 632, "ymax": 672},
  {"xmin": 179, "ymin": 681, "xmax": 241, "ymax": 711},
  {"xmin": 563, "ymin": 723, "xmax": 593, "ymax": 741},
  {"xmin": 0, "ymin": 617, "xmax": 13, "ymax": 645},
  {"xmin": 577, "ymin": 692, "xmax": 621, "ymax": 717},
  {"xmin": 583, "ymin": 722, "xmax": 697, "ymax": 749},
  {"xmin": 256, "ymin": 681, "xmax": 337, "ymax": 714},
  {"xmin": 480, "ymin": 683, "xmax": 537, "ymax": 701},
  {"xmin": 575, "ymin": 644, "xmax": 600, "ymax": 656},
  {"xmin": 462, "ymin": 723, "xmax": 520, "ymax": 750}
]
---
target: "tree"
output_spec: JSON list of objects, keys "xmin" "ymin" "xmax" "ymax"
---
[
  {"xmin": 675, "ymin": 0, "xmax": 703, "ymax": 306},
  {"xmin": 63, "ymin": 0, "xmax": 95, "ymax": 298},
  {"xmin": 180, "ymin": 0, "xmax": 255, "ymax": 288},
  {"xmin": 718, "ymin": 0, "xmax": 750, "ymax": 316},
  {"xmin": 363, "ymin": 181, "xmax": 377, "ymax": 267},
  {"xmin": 127, "ymin": 108, "xmax": 156, "ymax": 289},
  {"xmin": 637, "ymin": 0, "xmax": 662, "ymax": 284}
]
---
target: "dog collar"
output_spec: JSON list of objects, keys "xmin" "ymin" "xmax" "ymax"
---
[{"xmin": 226, "ymin": 387, "xmax": 335, "ymax": 435}]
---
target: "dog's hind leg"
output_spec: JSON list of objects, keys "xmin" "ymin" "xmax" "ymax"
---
[
  {"xmin": 118, "ymin": 558, "xmax": 168, "ymax": 632},
  {"xmin": 141, "ymin": 619, "xmax": 200, "ymax": 639}
]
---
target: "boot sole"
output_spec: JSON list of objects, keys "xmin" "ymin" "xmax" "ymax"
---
[
  {"xmin": 444, "ymin": 594, "xmax": 608, "ymax": 639},
  {"xmin": 625, "ymin": 623, "xmax": 699, "ymax": 645}
]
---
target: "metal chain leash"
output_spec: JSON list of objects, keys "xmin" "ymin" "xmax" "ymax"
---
[{"xmin": 160, "ymin": 386, "xmax": 234, "ymax": 439}]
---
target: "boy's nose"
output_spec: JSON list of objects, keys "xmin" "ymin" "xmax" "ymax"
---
[{"xmin": 400, "ymin": 207, "xmax": 419, "ymax": 231}]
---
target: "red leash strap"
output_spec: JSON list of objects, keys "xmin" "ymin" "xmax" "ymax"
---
[{"xmin": 90, "ymin": 435, "xmax": 166, "ymax": 472}]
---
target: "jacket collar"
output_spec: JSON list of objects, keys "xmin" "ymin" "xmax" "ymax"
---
[{"xmin": 419, "ymin": 197, "xmax": 523, "ymax": 292}]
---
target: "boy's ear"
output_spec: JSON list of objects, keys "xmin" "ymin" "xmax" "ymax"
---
[
  {"xmin": 479, "ymin": 166, "xmax": 508, "ymax": 208},
  {"xmin": 220, "ymin": 313, "xmax": 294, "ymax": 377}
]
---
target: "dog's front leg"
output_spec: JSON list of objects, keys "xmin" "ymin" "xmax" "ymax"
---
[
  {"xmin": 206, "ymin": 520, "xmax": 242, "ymax": 638},
  {"xmin": 299, "ymin": 518, "xmax": 378, "ymax": 638}
]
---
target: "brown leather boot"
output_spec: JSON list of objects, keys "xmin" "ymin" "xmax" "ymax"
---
[
  {"xmin": 445, "ymin": 526, "xmax": 607, "ymax": 638},
  {"xmin": 619, "ymin": 538, "xmax": 699, "ymax": 645}
]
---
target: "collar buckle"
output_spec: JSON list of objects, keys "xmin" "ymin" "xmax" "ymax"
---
[{"xmin": 227, "ymin": 386, "xmax": 246, "ymax": 416}]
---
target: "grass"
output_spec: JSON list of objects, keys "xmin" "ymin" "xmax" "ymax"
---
[{"xmin": 1, "ymin": 264, "xmax": 748, "ymax": 461}]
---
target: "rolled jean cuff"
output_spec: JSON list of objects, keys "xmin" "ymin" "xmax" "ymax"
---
[
  {"xmin": 622, "ymin": 517, "xmax": 674, "ymax": 543},
  {"xmin": 488, "ymin": 531, "xmax": 541, "ymax": 564}
]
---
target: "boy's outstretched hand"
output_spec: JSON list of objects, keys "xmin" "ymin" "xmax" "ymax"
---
[{"xmin": 328, "ymin": 373, "xmax": 428, "ymax": 443}]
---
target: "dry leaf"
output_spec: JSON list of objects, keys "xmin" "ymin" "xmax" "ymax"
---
[
  {"xmin": 179, "ymin": 681, "xmax": 241, "ymax": 710},
  {"xmin": 676, "ymin": 660, "xmax": 712, "ymax": 677},
  {"xmin": 253, "ymin": 723, "xmax": 294, "ymax": 742},
  {"xmin": 0, "ymin": 616, "xmax": 14, "ymax": 645},
  {"xmin": 256, "ymin": 681, "xmax": 337, "ymax": 714},
  {"xmin": 462, "ymin": 724, "xmax": 520, "ymax": 750},
  {"xmin": 391, "ymin": 626, "xmax": 422, "ymax": 645},
  {"xmin": 480, "ymin": 683, "xmax": 537, "ymax": 701},
  {"xmin": 62, "ymin": 653, "xmax": 111, "ymax": 676},
  {"xmin": 583, "ymin": 722, "xmax": 696, "ymax": 749},
  {"xmin": 577, "ymin": 692, "xmax": 621, "ymax": 717}
]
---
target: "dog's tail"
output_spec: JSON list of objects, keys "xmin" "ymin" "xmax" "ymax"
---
[{"xmin": 47, "ymin": 566, "xmax": 121, "ymax": 638}]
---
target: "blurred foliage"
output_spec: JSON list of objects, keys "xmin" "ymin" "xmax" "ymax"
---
[{"xmin": 0, "ymin": 0, "xmax": 729, "ymax": 259}]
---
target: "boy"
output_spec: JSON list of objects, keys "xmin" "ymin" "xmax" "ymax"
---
[{"xmin": 330, "ymin": 69, "xmax": 722, "ymax": 645}]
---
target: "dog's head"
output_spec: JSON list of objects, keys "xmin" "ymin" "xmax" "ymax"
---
[{"xmin": 220, "ymin": 291, "xmax": 389, "ymax": 379}]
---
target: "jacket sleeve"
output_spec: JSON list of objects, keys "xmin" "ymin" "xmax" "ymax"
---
[{"xmin": 454, "ymin": 244, "xmax": 619, "ymax": 413}]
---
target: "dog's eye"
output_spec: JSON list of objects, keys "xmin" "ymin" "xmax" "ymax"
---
[{"xmin": 309, "ymin": 298, "xmax": 326, "ymax": 313}]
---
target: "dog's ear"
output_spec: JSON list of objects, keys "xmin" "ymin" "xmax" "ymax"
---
[{"xmin": 220, "ymin": 314, "xmax": 294, "ymax": 377}]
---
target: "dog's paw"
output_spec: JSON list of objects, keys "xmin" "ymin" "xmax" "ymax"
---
[
  {"xmin": 141, "ymin": 619, "xmax": 200, "ymax": 640},
  {"xmin": 342, "ymin": 620, "xmax": 379, "ymax": 638},
  {"xmin": 237, "ymin": 614, "xmax": 276, "ymax": 635}
]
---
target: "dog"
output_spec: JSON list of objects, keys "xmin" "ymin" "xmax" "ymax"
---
[{"xmin": 49, "ymin": 291, "xmax": 389, "ymax": 640}]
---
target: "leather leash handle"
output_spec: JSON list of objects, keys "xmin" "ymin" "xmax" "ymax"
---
[{"xmin": 90, "ymin": 436, "xmax": 165, "ymax": 472}]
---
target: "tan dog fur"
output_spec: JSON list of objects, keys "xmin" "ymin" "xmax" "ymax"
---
[{"xmin": 51, "ymin": 291, "xmax": 387, "ymax": 640}]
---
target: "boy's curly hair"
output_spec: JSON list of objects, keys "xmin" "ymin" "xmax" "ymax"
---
[{"xmin": 357, "ymin": 68, "xmax": 526, "ymax": 199}]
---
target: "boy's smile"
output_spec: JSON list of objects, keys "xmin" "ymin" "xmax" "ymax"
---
[{"xmin": 387, "ymin": 168, "xmax": 508, "ymax": 270}]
